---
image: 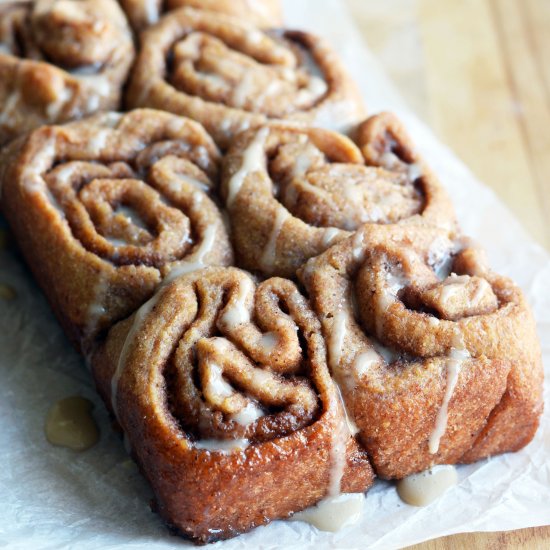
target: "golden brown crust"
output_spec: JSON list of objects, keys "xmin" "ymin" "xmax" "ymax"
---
[
  {"xmin": 119, "ymin": 0, "xmax": 283, "ymax": 32},
  {"xmin": 0, "ymin": 0, "xmax": 134, "ymax": 146},
  {"xmin": 298, "ymin": 225, "xmax": 543, "ymax": 479},
  {"xmin": 91, "ymin": 266, "xmax": 374, "ymax": 543},
  {"xmin": 125, "ymin": 7, "xmax": 365, "ymax": 148},
  {"xmin": 0, "ymin": 109, "xmax": 232, "ymax": 351},
  {"xmin": 220, "ymin": 115, "xmax": 456, "ymax": 278}
]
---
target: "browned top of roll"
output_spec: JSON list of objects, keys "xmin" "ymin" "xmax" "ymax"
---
[
  {"xmin": 119, "ymin": 0, "xmax": 283, "ymax": 33},
  {"xmin": 91, "ymin": 266, "xmax": 374, "ymax": 541},
  {"xmin": 126, "ymin": 7, "xmax": 365, "ymax": 148},
  {"xmin": 220, "ymin": 114, "xmax": 455, "ymax": 278},
  {"xmin": 168, "ymin": 0, "xmax": 283, "ymax": 27},
  {"xmin": 102, "ymin": 267, "xmax": 328, "ymax": 442},
  {"xmin": 297, "ymin": 224, "xmax": 543, "ymax": 478},
  {"xmin": 0, "ymin": 109, "xmax": 232, "ymax": 348},
  {"xmin": 0, "ymin": 0, "xmax": 134, "ymax": 145}
]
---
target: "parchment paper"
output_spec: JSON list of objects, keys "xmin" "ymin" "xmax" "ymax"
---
[{"xmin": 0, "ymin": 1, "xmax": 548, "ymax": 548}]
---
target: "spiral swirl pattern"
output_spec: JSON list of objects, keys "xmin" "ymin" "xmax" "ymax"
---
[
  {"xmin": 126, "ymin": 7, "xmax": 365, "ymax": 148},
  {"xmin": 0, "ymin": 0, "xmax": 134, "ymax": 146},
  {"xmin": 92, "ymin": 266, "xmax": 374, "ymax": 542},
  {"xmin": 0, "ymin": 109, "xmax": 232, "ymax": 349},
  {"xmin": 299, "ymin": 224, "xmax": 543, "ymax": 478},
  {"xmin": 221, "ymin": 115, "xmax": 455, "ymax": 277}
]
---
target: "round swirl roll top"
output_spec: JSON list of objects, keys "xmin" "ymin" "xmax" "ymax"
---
[
  {"xmin": 355, "ymin": 238, "xmax": 525, "ymax": 359},
  {"xmin": 221, "ymin": 116, "xmax": 455, "ymax": 277},
  {"xmin": 119, "ymin": 0, "xmax": 283, "ymax": 32},
  {"xmin": 0, "ymin": 0, "xmax": 134, "ymax": 146},
  {"xmin": 354, "ymin": 112, "xmax": 455, "ymax": 230},
  {"xmin": 298, "ymin": 225, "xmax": 543, "ymax": 478},
  {"xmin": 165, "ymin": 271, "xmax": 322, "ymax": 443},
  {"xmin": 0, "ymin": 109, "xmax": 232, "ymax": 350},
  {"xmin": 126, "ymin": 7, "xmax": 365, "ymax": 148},
  {"xmin": 91, "ymin": 266, "xmax": 374, "ymax": 542}
]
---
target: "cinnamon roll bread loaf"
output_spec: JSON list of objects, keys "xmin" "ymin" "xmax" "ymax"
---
[
  {"xmin": 119, "ymin": 0, "xmax": 283, "ymax": 33},
  {"xmin": 91, "ymin": 266, "xmax": 374, "ymax": 542},
  {"xmin": 0, "ymin": 0, "xmax": 134, "ymax": 146},
  {"xmin": 125, "ymin": 7, "xmax": 365, "ymax": 148},
  {"xmin": 0, "ymin": 0, "xmax": 543, "ymax": 529},
  {"xmin": 298, "ymin": 224, "xmax": 544, "ymax": 479},
  {"xmin": 221, "ymin": 113, "xmax": 455, "ymax": 278},
  {"xmin": 0, "ymin": 109, "xmax": 232, "ymax": 351}
]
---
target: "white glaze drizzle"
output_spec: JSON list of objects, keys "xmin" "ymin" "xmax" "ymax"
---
[
  {"xmin": 397, "ymin": 465, "xmax": 458, "ymax": 507},
  {"xmin": 200, "ymin": 339, "xmax": 265, "ymax": 428},
  {"xmin": 171, "ymin": 173, "xmax": 210, "ymax": 193},
  {"xmin": 428, "ymin": 335, "xmax": 470, "ymax": 454},
  {"xmin": 109, "ymin": 224, "xmax": 217, "ymax": 417},
  {"xmin": 0, "ymin": 89, "xmax": 20, "ymax": 127},
  {"xmin": 194, "ymin": 438, "xmax": 250, "ymax": 453},
  {"xmin": 231, "ymin": 402, "xmax": 265, "ymax": 426},
  {"xmin": 245, "ymin": 29, "xmax": 263, "ymax": 45},
  {"xmin": 231, "ymin": 70, "xmax": 257, "ymax": 109},
  {"xmin": 87, "ymin": 128, "xmax": 110, "ymax": 155},
  {"xmin": 203, "ymin": 361, "xmax": 234, "ymax": 401},
  {"xmin": 256, "ymin": 80, "xmax": 282, "ymax": 108},
  {"xmin": 116, "ymin": 204, "xmax": 148, "ymax": 230},
  {"xmin": 23, "ymin": 139, "xmax": 56, "ymax": 194},
  {"xmin": 329, "ymin": 311, "xmax": 347, "ymax": 370},
  {"xmin": 290, "ymin": 493, "xmax": 365, "ymax": 532},
  {"xmin": 83, "ymin": 273, "xmax": 109, "ymax": 354},
  {"xmin": 54, "ymin": 163, "xmax": 78, "ymax": 184},
  {"xmin": 45, "ymin": 86, "xmax": 73, "ymax": 120},
  {"xmin": 292, "ymin": 381, "xmax": 363, "ymax": 533},
  {"xmin": 470, "ymin": 278, "xmax": 491, "ymax": 305},
  {"xmin": 143, "ymin": 0, "xmax": 159, "ymax": 25},
  {"xmin": 292, "ymin": 151, "xmax": 313, "ymax": 177},
  {"xmin": 258, "ymin": 331, "xmax": 278, "ymax": 354},
  {"xmin": 380, "ymin": 151, "xmax": 400, "ymax": 170},
  {"xmin": 372, "ymin": 340, "xmax": 399, "ymax": 364},
  {"xmin": 428, "ymin": 235, "xmax": 455, "ymax": 280},
  {"xmin": 375, "ymin": 261, "xmax": 408, "ymax": 339},
  {"xmin": 260, "ymin": 208, "xmax": 289, "ymax": 271},
  {"xmin": 218, "ymin": 276, "xmax": 255, "ymax": 330},
  {"xmin": 322, "ymin": 227, "xmax": 340, "ymax": 247},
  {"xmin": 102, "ymin": 112, "xmax": 122, "ymax": 128},
  {"xmin": 407, "ymin": 162, "xmax": 423, "ymax": 181},
  {"xmin": 352, "ymin": 349, "xmax": 380, "ymax": 378},
  {"xmin": 110, "ymin": 291, "xmax": 161, "ymax": 416},
  {"xmin": 106, "ymin": 237, "xmax": 128, "ymax": 247},
  {"xmin": 163, "ymin": 224, "xmax": 216, "ymax": 283},
  {"xmin": 437, "ymin": 274, "xmax": 483, "ymax": 307},
  {"xmin": 226, "ymin": 127, "xmax": 269, "ymax": 207},
  {"xmin": 298, "ymin": 46, "xmax": 327, "ymax": 93},
  {"xmin": 351, "ymin": 231, "xmax": 364, "ymax": 261},
  {"xmin": 328, "ymin": 390, "xmax": 351, "ymax": 497}
]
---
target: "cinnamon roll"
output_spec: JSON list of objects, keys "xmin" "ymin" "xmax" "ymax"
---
[
  {"xmin": 125, "ymin": 7, "xmax": 365, "ymax": 148},
  {"xmin": 0, "ymin": 109, "xmax": 232, "ymax": 351},
  {"xmin": 0, "ymin": 0, "xmax": 134, "ymax": 147},
  {"xmin": 119, "ymin": 0, "xmax": 283, "ymax": 32},
  {"xmin": 221, "ymin": 115, "xmax": 455, "ymax": 278},
  {"xmin": 92, "ymin": 266, "xmax": 374, "ymax": 542},
  {"xmin": 298, "ymin": 225, "xmax": 543, "ymax": 479}
]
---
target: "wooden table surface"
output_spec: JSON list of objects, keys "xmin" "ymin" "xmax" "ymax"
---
[{"xmin": 344, "ymin": 0, "xmax": 550, "ymax": 548}]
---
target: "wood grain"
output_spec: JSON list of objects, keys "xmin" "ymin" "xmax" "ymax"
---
[
  {"xmin": 345, "ymin": 0, "xmax": 550, "ymax": 249},
  {"xmin": 344, "ymin": 0, "xmax": 550, "ymax": 547}
]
